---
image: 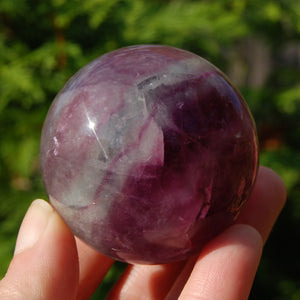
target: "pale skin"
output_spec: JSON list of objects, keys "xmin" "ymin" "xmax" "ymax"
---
[{"xmin": 0, "ymin": 166, "xmax": 286, "ymax": 300}]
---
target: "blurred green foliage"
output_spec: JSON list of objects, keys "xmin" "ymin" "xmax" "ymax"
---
[{"xmin": 0, "ymin": 0, "xmax": 299, "ymax": 299}]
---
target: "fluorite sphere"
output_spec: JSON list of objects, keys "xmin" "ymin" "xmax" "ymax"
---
[{"xmin": 40, "ymin": 45, "xmax": 259, "ymax": 264}]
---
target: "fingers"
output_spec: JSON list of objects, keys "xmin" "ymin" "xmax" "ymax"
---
[
  {"xmin": 237, "ymin": 166, "xmax": 287, "ymax": 243},
  {"xmin": 106, "ymin": 262, "xmax": 185, "ymax": 300},
  {"xmin": 0, "ymin": 199, "xmax": 79, "ymax": 300},
  {"xmin": 0, "ymin": 199, "xmax": 115, "ymax": 300},
  {"xmin": 106, "ymin": 226, "xmax": 262, "ymax": 300},
  {"xmin": 167, "ymin": 167, "xmax": 286, "ymax": 299},
  {"xmin": 168, "ymin": 166, "xmax": 286, "ymax": 299},
  {"xmin": 176, "ymin": 224, "xmax": 263, "ymax": 300},
  {"xmin": 75, "ymin": 238, "xmax": 114, "ymax": 300}
]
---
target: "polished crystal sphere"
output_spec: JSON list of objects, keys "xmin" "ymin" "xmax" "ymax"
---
[{"xmin": 40, "ymin": 45, "xmax": 258, "ymax": 264}]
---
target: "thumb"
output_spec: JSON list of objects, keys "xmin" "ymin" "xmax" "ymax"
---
[{"xmin": 0, "ymin": 200, "xmax": 79, "ymax": 300}]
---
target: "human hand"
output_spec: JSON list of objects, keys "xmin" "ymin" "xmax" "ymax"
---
[{"xmin": 0, "ymin": 166, "xmax": 286, "ymax": 300}]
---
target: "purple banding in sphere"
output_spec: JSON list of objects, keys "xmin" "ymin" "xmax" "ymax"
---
[{"xmin": 40, "ymin": 45, "xmax": 259, "ymax": 264}]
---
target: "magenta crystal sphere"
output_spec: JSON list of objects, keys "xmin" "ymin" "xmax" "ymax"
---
[{"xmin": 40, "ymin": 45, "xmax": 258, "ymax": 264}]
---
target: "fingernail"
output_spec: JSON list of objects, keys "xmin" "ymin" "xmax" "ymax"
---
[{"xmin": 14, "ymin": 199, "xmax": 54, "ymax": 255}]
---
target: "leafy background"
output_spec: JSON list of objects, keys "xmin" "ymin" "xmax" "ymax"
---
[{"xmin": 0, "ymin": 0, "xmax": 299, "ymax": 299}]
